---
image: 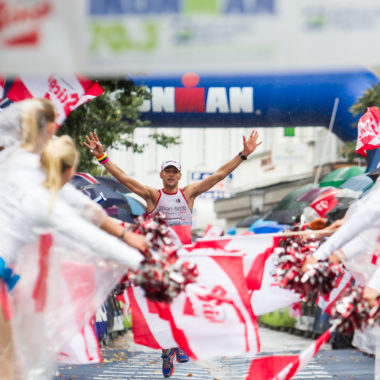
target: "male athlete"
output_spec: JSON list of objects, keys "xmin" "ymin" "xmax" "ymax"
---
[{"xmin": 84, "ymin": 129, "xmax": 261, "ymax": 377}]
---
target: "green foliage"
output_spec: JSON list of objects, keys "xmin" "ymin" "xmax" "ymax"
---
[
  {"xmin": 339, "ymin": 140, "xmax": 360, "ymax": 162},
  {"xmin": 58, "ymin": 79, "xmax": 180, "ymax": 172},
  {"xmin": 149, "ymin": 132, "xmax": 181, "ymax": 148},
  {"xmin": 350, "ymin": 82, "xmax": 380, "ymax": 117}
]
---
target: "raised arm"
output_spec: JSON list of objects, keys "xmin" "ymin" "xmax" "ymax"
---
[
  {"xmin": 184, "ymin": 130, "xmax": 261, "ymax": 200},
  {"xmin": 84, "ymin": 132, "xmax": 159, "ymax": 208}
]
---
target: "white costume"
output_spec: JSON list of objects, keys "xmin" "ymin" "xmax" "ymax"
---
[
  {"xmin": 313, "ymin": 178, "xmax": 380, "ymax": 379},
  {"xmin": 0, "ymin": 146, "xmax": 110, "ymax": 264},
  {"xmin": 0, "ymin": 142, "xmax": 144, "ymax": 379}
]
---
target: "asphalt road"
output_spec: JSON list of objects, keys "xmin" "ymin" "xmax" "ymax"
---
[{"xmin": 54, "ymin": 328, "xmax": 374, "ymax": 380}]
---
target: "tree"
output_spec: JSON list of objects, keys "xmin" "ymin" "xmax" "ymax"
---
[
  {"xmin": 58, "ymin": 79, "xmax": 180, "ymax": 172},
  {"xmin": 350, "ymin": 82, "xmax": 380, "ymax": 117}
]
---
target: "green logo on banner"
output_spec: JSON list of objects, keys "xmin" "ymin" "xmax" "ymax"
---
[
  {"xmin": 90, "ymin": 21, "xmax": 158, "ymax": 53},
  {"xmin": 184, "ymin": 0, "xmax": 221, "ymax": 14}
]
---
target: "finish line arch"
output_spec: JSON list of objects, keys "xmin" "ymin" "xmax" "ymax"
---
[{"xmin": 134, "ymin": 70, "xmax": 379, "ymax": 142}]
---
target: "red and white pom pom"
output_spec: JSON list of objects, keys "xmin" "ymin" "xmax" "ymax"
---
[
  {"xmin": 274, "ymin": 230, "xmax": 343, "ymax": 301},
  {"xmin": 123, "ymin": 212, "xmax": 198, "ymax": 303},
  {"xmin": 331, "ymin": 285, "xmax": 380, "ymax": 334}
]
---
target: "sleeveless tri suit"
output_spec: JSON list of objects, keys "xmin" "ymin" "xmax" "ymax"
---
[{"xmin": 148, "ymin": 189, "xmax": 192, "ymax": 244}]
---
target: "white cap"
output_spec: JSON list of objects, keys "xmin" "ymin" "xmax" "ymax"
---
[{"xmin": 160, "ymin": 159, "xmax": 181, "ymax": 171}]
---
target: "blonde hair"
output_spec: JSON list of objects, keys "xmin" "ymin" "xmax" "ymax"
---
[
  {"xmin": 41, "ymin": 135, "xmax": 79, "ymax": 211},
  {"xmin": 20, "ymin": 98, "xmax": 56, "ymax": 152}
]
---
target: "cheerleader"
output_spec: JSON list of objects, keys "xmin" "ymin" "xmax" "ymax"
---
[
  {"xmin": 0, "ymin": 98, "xmax": 147, "ymax": 255},
  {"xmin": 0, "ymin": 136, "xmax": 145, "ymax": 380},
  {"xmin": 304, "ymin": 180, "xmax": 380, "ymax": 380}
]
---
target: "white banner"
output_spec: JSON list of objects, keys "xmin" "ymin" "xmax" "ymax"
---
[{"xmin": 2, "ymin": 0, "xmax": 380, "ymax": 75}]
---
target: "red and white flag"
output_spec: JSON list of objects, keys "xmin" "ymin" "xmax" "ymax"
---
[
  {"xmin": 7, "ymin": 74, "xmax": 104, "ymax": 125},
  {"xmin": 194, "ymin": 235, "xmax": 301, "ymax": 315},
  {"xmin": 128, "ymin": 249, "xmax": 260, "ymax": 359},
  {"xmin": 128, "ymin": 234, "xmax": 302, "ymax": 360},
  {"xmin": 356, "ymin": 106, "xmax": 380, "ymax": 157},
  {"xmin": 317, "ymin": 268, "xmax": 354, "ymax": 315},
  {"xmin": 57, "ymin": 321, "xmax": 102, "ymax": 364},
  {"xmin": 202, "ymin": 224, "xmax": 224, "ymax": 239},
  {"xmin": 246, "ymin": 328, "xmax": 331, "ymax": 380}
]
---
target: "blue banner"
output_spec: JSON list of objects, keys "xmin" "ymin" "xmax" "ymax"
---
[{"xmin": 134, "ymin": 70, "xmax": 379, "ymax": 142}]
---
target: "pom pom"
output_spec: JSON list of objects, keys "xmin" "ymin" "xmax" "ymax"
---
[
  {"xmin": 331, "ymin": 285, "xmax": 380, "ymax": 334},
  {"xmin": 274, "ymin": 229, "xmax": 343, "ymax": 301},
  {"xmin": 116, "ymin": 212, "xmax": 198, "ymax": 303}
]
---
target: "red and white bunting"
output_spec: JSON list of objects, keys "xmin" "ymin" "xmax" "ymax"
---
[
  {"xmin": 356, "ymin": 106, "xmax": 380, "ymax": 157},
  {"xmin": 6, "ymin": 74, "xmax": 104, "ymax": 125},
  {"xmin": 246, "ymin": 329, "xmax": 331, "ymax": 380}
]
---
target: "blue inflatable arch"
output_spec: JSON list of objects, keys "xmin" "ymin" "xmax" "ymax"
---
[{"xmin": 134, "ymin": 70, "xmax": 379, "ymax": 142}]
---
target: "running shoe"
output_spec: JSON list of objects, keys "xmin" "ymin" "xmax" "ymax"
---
[
  {"xmin": 161, "ymin": 349, "xmax": 175, "ymax": 378},
  {"xmin": 175, "ymin": 347, "xmax": 189, "ymax": 363}
]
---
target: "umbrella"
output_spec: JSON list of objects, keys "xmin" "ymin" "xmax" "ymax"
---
[
  {"xmin": 121, "ymin": 194, "xmax": 146, "ymax": 216},
  {"xmin": 262, "ymin": 184, "xmax": 317, "ymax": 225},
  {"xmin": 236, "ymin": 214, "xmax": 262, "ymax": 228},
  {"xmin": 339, "ymin": 174, "xmax": 374, "ymax": 193},
  {"xmin": 296, "ymin": 186, "xmax": 335, "ymax": 202},
  {"xmin": 262, "ymin": 208, "xmax": 304, "ymax": 225},
  {"xmin": 301, "ymin": 188, "xmax": 360, "ymax": 223},
  {"xmin": 95, "ymin": 176, "xmax": 131, "ymax": 193},
  {"xmin": 325, "ymin": 188, "xmax": 361, "ymax": 222},
  {"xmin": 271, "ymin": 184, "xmax": 317, "ymax": 212},
  {"xmin": 366, "ymin": 168, "xmax": 379, "ymax": 182},
  {"xmin": 70, "ymin": 172, "xmax": 98, "ymax": 188},
  {"xmin": 248, "ymin": 220, "xmax": 290, "ymax": 234},
  {"xmin": 319, "ymin": 166, "xmax": 366, "ymax": 188}
]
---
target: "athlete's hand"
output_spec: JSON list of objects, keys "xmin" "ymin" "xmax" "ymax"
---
[
  {"xmin": 83, "ymin": 131, "xmax": 104, "ymax": 157},
  {"xmin": 242, "ymin": 129, "xmax": 262, "ymax": 157}
]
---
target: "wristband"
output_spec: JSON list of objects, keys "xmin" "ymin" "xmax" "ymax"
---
[
  {"xmin": 238, "ymin": 152, "xmax": 247, "ymax": 160},
  {"xmin": 97, "ymin": 153, "xmax": 109, "ymax": 165}
]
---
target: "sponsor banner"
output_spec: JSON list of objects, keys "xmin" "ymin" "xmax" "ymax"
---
[
  {"xmin": 133, "ymin": 70, "xmax": 378, "ymax": 142},
  {"xmin": 84, "ymin": 0, "xmax": 380, "ymax": 75},
  {"xmin": 2, "ymin": 1, "xmax": 380, "ymax": 75},
  {"xmin": 0, "ymin": 0, "xmax": 82, "ymax": 75}
]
